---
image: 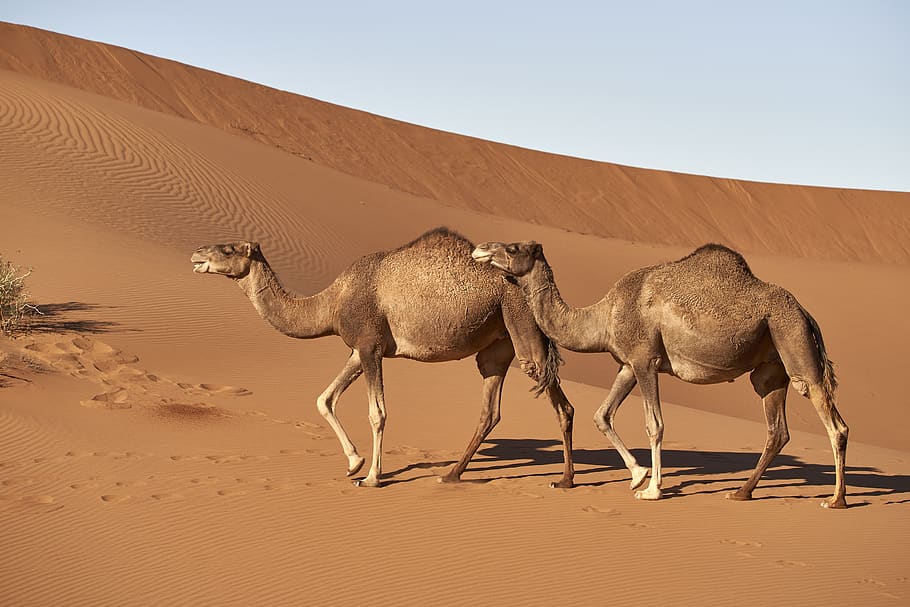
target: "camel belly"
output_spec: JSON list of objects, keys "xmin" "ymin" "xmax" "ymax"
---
[
  {"xmin": 385, "ymin": 313, "xmax": 506, "ymax": 362},
  {"xmin": 658, "ymin": 316, "xmax": 774, "ymax": 384}
]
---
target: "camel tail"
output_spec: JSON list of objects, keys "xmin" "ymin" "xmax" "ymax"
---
[
  {"xmin": 532, "ymin": 336, "xmax": 563, "ymax": 397},
  {"xmin": 804, "ymin": 308, "xmax": 838, "ymax": 405}
]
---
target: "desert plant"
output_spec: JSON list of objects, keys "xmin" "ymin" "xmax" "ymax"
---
[{"xmin": 0, "ymin": 255, "xmax": 38, "ymax": 335}]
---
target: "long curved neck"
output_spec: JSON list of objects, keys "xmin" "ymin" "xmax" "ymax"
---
[
  {"xmin": 518, "ymin": 256, "xmax": 612, "ymax": 353},
  {"xmin": 236, "ymin": 258, "xmax": 336, "ymax": 339}
]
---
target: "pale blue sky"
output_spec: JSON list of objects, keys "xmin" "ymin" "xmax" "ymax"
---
[{"xmin": 4, "ymin": 1, "xmax": 908, "ymax": 191}]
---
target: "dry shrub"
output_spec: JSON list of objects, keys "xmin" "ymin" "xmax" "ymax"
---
[{"xmin": 0, "ymin": 255, "xmax": 38, "ymax": 336}]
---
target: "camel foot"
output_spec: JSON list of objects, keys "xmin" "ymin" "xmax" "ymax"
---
[
  {"xmin": 437, "ymin": 473, "xmax": 462, "ymax": 484},
  {"xmin": 725, "ymin": 490, "xmax": 753, "ymax": 502},
  {"xmin": 346, "ymin": 456, "xmax": 366, "ymax": 477},
  {"xmin": 634, "ymin": 486, "xmax": 662, "ymax": 501},
  {"xmin": 821, "ymin": 496, "xmax": 848, "ymax": 509},
  {"xmin": 630, "ymin": 466, "xmax": 649, "ymax": 490},
  {"xmin": 352, "ymin": 477, "xmax": 382, "ymax": 488},
  {"xmin": 549, "ymin": 478, "xmax": 574, "ymax": 489}
]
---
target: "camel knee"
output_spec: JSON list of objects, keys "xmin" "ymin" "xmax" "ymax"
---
[
  {"xmin": 767, "ymin": 427, "xmax": 790, "ymax": 451},
  {"xmin": 368, "ymin": 406, "xmax": 386, "ymax": 431},
  {"xmin": 316, "ymin": 394, "xmax": 333, "ymax": 418},
  {"xmin": 593, "ymin": 409, "xmax": 613, "ymax": 434},
  {"xmin": 644, "ymin": 416, "xmax": 663, "ymax": 440},
  {"xmin": 517, "ymin": 357, "xmax": 542, "ymax": 381}
]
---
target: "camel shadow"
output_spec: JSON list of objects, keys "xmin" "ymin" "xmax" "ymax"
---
[
  {"xmin": 383, "ymin": 438, "xmax": 910, "ymax": 502},
  {"xmin": 27, "ymin": 302, "xmax": 134, "ymax": 334}
]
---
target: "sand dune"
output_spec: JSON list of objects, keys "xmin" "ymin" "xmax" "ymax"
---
[
  {"xmin": 1, "ymin": 23, "xmax": 908, "ymax": 607},
  {"xmin": 2, "ymin": 22, "xmax": 909, "ymax": 264}
]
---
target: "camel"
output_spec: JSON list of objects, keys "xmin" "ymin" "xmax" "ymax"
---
[
  {"xmin": 191, "ymin": 228, "xmax": 576, "ymax": 488},
  {"xmin": 472, "ymin": 241, "xmax": 848, "ymax": 508}
]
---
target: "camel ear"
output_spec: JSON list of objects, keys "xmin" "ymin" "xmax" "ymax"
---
[
  {"xmin": 240, "ymin": 242, "xmax": 261, "ymax": 258},
  {"xmin": 530, "ymin": 243, "xmax": 543, "ymax": 259}
]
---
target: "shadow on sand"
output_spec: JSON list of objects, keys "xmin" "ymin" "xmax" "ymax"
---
[
  {"xmin": 382, "ymin": 437, "xmax": 909, "ymax": 504},
  {"xmin": 27, "ymin": 302, "xmax": 135, "ymax": 334}
]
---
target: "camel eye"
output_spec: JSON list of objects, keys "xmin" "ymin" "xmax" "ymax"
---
[
  {"xmin": 506, "ymin": 244, "xmax": 518, "ymax": 255},
  {"xmin": 222, "ymin": 246, "xmax": 234, "ymax": 255}
]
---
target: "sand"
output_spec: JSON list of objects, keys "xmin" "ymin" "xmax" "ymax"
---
[{"xmin": 0, "ymin": 22, "xmax": 908, "ymax": 607}]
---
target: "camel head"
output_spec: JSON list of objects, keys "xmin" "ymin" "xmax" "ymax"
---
[
  {"xmin": 191, "ymin": 241, "xmax": 262, "ymax": 278},
  {"xmin": 471, "ymin": 241, "xmax": 543, "ymax": 277}
]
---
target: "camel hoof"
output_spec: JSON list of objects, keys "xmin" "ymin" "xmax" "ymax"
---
[
  {"xmin": 821, "ymin": 497, "xmax": 848, "ymax": 509},
  {"xmin": 726, "ymin": 490, "xmax": 752, "ymax": 502},
  {"xmin": 346, "ymin": 457, "xmax": 366, "ymax": 477},
  {"xmin": 634, "ymin": 487, "xmax": 662, "ymax": 501},
  {"xmin": 549, "ymin": 479, "xmax": 574, "ymax": 489},
  {"xmin": 352, "ymin": 477, "xmax": 382, "ymax": 488},
  {"xmin": 437, "ymin": 474, "xmax": 461, "ymax": 484},
  {"xmin": 630, "ymin": 466, "xmax": 649, "ymax": 490}
]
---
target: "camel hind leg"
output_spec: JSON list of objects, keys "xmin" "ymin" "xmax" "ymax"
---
[
  {"xmin": 727, "ymin": 361, "xmax": 790, "ymax": 502},
  {"xmin": 439, "ymin": 338, "xmax": 513, "ymax": 483},
  {"xmin": 771, "ymin": 311, "xmax": 849, "ymax": 508},
  {"xmin": 353, "ymin": 346, "xmax": 387, "ymax": 488}
]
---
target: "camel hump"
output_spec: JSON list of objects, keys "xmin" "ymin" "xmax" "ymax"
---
[
  {"xmin": 680, "ymin": 243, "xmax": 754, "ymax": 276},
  {"xmin": 403, "ymin": 226, "xmax": 474, "ymax": 250}
]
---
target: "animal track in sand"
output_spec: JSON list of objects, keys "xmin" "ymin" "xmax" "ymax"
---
[
  {"xmin": 774, "ymin": 559, "xmax": 809, "ymax": 568},
  {"xmin": 16, "ymin": 335, "xmax": 252, "ymax": 415},
  {"xmin": 720, "ymin": 538, "xmax": 763, "ymax": 549},
  {"xmin": 581, "ymin": 505, "xmax": 622, "ymax": 516},
  {"xmin": 21, "ymin": 494, "xmax": 54, "ymax": 504},
  {"xmin": 100, "ymin": 494, "xmax": 131, "ymax": 503}
]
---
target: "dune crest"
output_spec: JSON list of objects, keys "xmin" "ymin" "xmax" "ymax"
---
[{"xmin": 2, "ymin": 21, "xmax": 908, "ymax": 264}]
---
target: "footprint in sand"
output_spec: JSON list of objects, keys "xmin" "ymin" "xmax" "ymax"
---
[
  {"xmin": 100, "ymin": 494, "xmax": 131, "ymax": 503},
  {"xmin": 151, "ymin": 493, "xmax": 184, "ymax": 501},
  {"xmin": 720, "ymin": 538, "xmax": 763, "ymax": 549},
  {"xmin": 21, "ymin": 494, "xmax": 54, "ymax": 504},
  {"xmin": 581, "ymin": 505, "xmax": 622, "ymax": 516},
  {"xmin": 81, "ymin": 387, "xmax": 131, "ymax": 409},
  {"xmin": 774, "ymin": 559, "xmax": 809, "ymax": 568},
  {"xmin": 216, "ymin": 487, "xmax": 248, "ymax": 497},
  {"xmin": 624, "ymin": 522, "xmax": 653, "ymax": 530}
]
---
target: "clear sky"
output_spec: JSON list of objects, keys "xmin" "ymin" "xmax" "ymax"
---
[{"xmin": 4, "ymin": 1, "xmax": 909, "ymax": 191}]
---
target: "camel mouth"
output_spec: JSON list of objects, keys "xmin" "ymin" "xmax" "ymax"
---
[
  {"xmin": 489, "ymin": 260, "xmax": 515, "ymax": 275},
  {"xmin": 470, "ymin": 249, "xmax": 494, "ymax": 264},
  {"xmin": 192, "ymin": 261, "xmax": 210, "ymax": 273}
]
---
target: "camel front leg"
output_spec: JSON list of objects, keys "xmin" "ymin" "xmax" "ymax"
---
[
  {"xmin": 631, "ymin": 360, "xmax": 664, "ymax": 501},
  {"xmin": 728, "ymin": 362, "xmax": 790, "ymax": 502},
  {"xmin": 316, "ymin": 351, "xmax": 365, "ymax": 476},
  {"xmin": 545, "ymin": 383, "xmax": 576, "ymax": 488},
  {"xmin": 439, "ymin": 339, "xmax": 512, "ymax": 483},
  {"xmin": 593, "ymin": 365, "xmax": 648, "ymax": 489},
  {"xmin": 353, "ymin": 348, "xmax": 386, "ymax": 488}
]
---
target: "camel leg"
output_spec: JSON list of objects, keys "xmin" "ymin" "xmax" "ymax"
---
[
  {"xmin": 353, "ymin": 348, "xmax": 386, "ymax": 488},
  {"xmin": 316, "ymin": 351, "xmax": 365, "ymax": 476},
  {"xmin": 439, "ymin": 339, "xmax": 513, "ymax": 483},
  {"xmin": 632, "ymin": 360, "xmax": 664, "ymax": 501},
  {"xmin": 593, "ymin": 364, "xmax": 648, "ymax": 489},
  {"xmin": 809, "ymin": 386, "xmax": 849, "ymax": 509},
  {"xmin": 727, "ymin": 362, "xmax": 790, "ymax": 502},
  {"xmin": 501, "ymin": 304, "xmax": 576, "ymax": 489},
  {"xmin": 545, "ymin": 383, "xmax": 576, "ymax": 488},
  {"xmin": 770, "ymin": 316, "xmax": 849, "ymax": 509}
]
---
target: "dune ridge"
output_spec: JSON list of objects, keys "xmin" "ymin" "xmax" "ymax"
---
[{"xmin": 2, "ymin": 21, "xmax": 908, "ymax": 265}]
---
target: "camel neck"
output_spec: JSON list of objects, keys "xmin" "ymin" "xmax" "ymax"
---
[
  {"xmin": 520, "ymin": 257, "xmax": 612, "ymax": 354},
  {"xmin": 237, "ymin": 259, "xmax": 335, "ymax": 339}
]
